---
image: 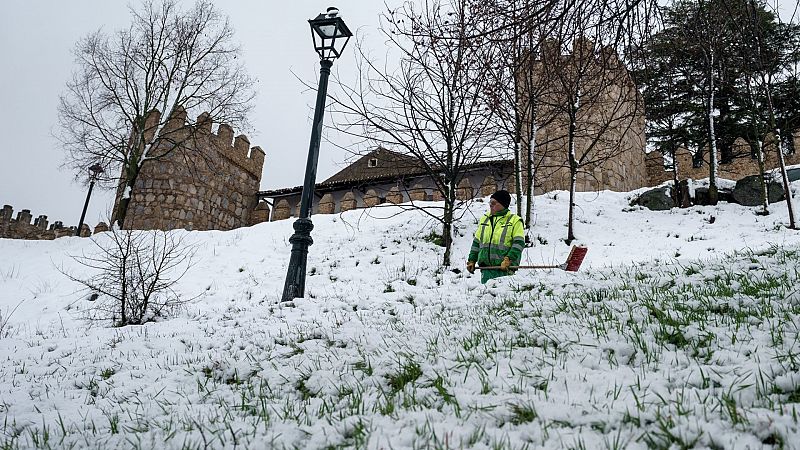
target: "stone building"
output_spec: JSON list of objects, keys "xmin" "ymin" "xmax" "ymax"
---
[
  {"xmin": 96, "ymin": 47, "xmax": 797, "ymax": 229},
  {"xmin": 114, "ymin": 109, "xmax": 266, "ymax": 231},
  {"xmin": 259, "ymin": 148, "xmax": 515, "ymax": 221},
  {"xmin": 258, "ymin": 40, "xmax": 648, "ymax": 220},
  {"xmin": 522, "ymin": 38, "xmax": 647, "ymax": 194}
]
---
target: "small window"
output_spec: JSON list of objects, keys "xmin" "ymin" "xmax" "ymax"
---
[{"xmin": 368, "ymin": 158, "xmax": 378, "ymax": 168}]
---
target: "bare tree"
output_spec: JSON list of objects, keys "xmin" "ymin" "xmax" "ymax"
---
[
  {"xmin": 328, "ymin": 0, "xmax": 502, "ymax": 266},
  {"xmin": 465, "ymin": 0, "xmax": 655, "ymax": 245},
  {"xmin": 478, "ymin": 0, "xmax": 556, "ymax": 229},
  {"xmin": 57, "ymin": 0, "xmax": 255, "ymax": 227},
  {"xmin": 534, "ymin": 18, "xmax": 645, "ymax": 243},
  {"xmin": 64, "ymin": 226, "xmax": 196, "ymax": 327}
]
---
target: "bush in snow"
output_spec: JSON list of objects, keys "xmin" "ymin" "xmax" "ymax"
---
[{"xmin": 65, "ymin": 227, "xmax": 196, "ymax": 326}]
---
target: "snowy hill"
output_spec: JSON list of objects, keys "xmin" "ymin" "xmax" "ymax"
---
[{"xmin": 1, "ymin": 186, "xmax": 800, "ymax": 449}]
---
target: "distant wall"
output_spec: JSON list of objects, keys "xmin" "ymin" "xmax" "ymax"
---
[
  {"xmin": 645, "ymin": 131, "xmax": 800, "ymax": 185},
  {"xmin": 0, "ymin": 204, "xmax": 105, "ymax": 240}
]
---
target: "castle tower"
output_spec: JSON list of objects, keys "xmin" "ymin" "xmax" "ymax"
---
[
  {"xmin": 116, "ymin": 110, "xmax": 265, "ymax": 231},
  {"xmin": 519, "ymin": 37, "xmax": 646, "ymax": 194}
]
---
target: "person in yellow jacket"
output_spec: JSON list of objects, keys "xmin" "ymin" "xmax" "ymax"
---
[{"xmin": 466, "ymin": 190, "xmax": 525, "ymax": 284}]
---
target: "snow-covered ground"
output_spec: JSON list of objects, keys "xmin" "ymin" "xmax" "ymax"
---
[{"xmin": 1, "ymin": 183, "xmax": 799, "ymax": 449}]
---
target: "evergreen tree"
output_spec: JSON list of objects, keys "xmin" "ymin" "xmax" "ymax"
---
[{"xmin": 635, "ymin": 0, "xmax": 799, "ymax": 183}]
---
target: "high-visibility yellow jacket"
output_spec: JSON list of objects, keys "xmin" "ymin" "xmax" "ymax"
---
[{"xmin": 468, "ymin": 209, "xmax": 525, "ymax": 267}]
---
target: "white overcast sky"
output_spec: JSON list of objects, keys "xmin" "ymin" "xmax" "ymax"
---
[
  {"xmin": 0, "ymin": 0, "xmax": 392, "ymax": 227},
  {"xmin": 1, "ymin": 1, "xmax": 797, "ymax": 227}
]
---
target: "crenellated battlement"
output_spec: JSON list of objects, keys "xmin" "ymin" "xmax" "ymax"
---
[
  {"xmin": 143, "ymin": 108, "xmax": 265, "ymax": 179},
  {"xmin": 0, "ymin": 204, "xmax": 100, "ymax": 240},
  {"xmin": 538, "ymin": 37, "xmax": 625, "ymax": 70},
  {"xmin": 119, "ymin": 108, "xmax": 267, "ymax": 232},
  {"xmin": 646, "ymin": 130, "xmax": 800, "ymax": 185}
]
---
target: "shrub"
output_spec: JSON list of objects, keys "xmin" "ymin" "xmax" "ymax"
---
[{"xmin": 65, "ymin": 227, "xmax": 196, "ymax": 326}]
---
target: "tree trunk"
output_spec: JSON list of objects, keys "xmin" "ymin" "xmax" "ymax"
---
[
  {"xmin": 706, "ymin": 56, "xmax": 719, "ymax": 205},
  {"xmin": 525, "ymin": 117, "xmax": 537, "ymax": 229},
  {"xmin": 441, "ymin": 195, "xmax": 454, "ymax": 266},
  {"xmin": 513, "ymin": 138, "xmax": 523, "ymax": 220},
  {"xmin": 760, "ymin": 73, "xmax": 796, "ymax": 228},
  {"xmin": 567, "ymin": 166, "xmax": 576, "ymax": 244},
  {"xmin": 755, "ymin": 139, "xmax": 770, "ymax": 215},
  {"xmin": 745, "ymin": 73, "xmax": 769, "ymax": 215},
  {"xmin": 567, "ymin": 111, "xmax": 577, "ymax": 244},
  {"xmin": 113, "ymin": 124, "xmax": 154, "ymax": 228},
  {"xmin": 113, "ymin": 160, "xmax": 145, "ymax": 228},
  {"xmin": 773, "ymin": 132, "xmax": 797, "ymax": 229},
  {"xmin": 669, "ymin": 140, "xmax": 683, "ymax": 206}
]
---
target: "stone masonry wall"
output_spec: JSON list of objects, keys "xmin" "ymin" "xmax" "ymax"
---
[
  {"xmin": 0, "ymin": 204, "xmax": 101, "ymax": 240},
  {"xmin": 645, "ymin": 131, "xmax": 800, "ymax": 185},
  {"xmin": 523, "ymin": 38, "xmax": 647, "ymax": 194},
  {"xmin": 120, "ymin": 110, "xmax": 265, "ymax": 231},
  {"xmin": 267, "ymin": 169, "xmax": 515, "ymax": 221}
]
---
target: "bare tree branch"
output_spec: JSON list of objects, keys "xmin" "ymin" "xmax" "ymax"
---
[{"xmin": 57, "ymin": 0, "xmax": 255, "ymax": 227}]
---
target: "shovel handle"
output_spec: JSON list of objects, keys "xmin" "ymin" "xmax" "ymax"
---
[{"xmin": 472, "ymin": 246, "xmax": 587, "ymax": 272}]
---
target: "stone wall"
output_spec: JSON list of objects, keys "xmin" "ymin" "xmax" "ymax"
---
[
  {"xmin": 266, "ymin": 165, "xmax": 515, "ymax": 220},
  {"xmin": 0, "ymin": 204, "xmax": 103, "ymax": 240},
  {"xmin": 645, "ymin": 131, "xmax": 800, "ymax": 185},
  {"xmin": 118, "ymin": 109, "xmax": 266, "ymax": 231}
]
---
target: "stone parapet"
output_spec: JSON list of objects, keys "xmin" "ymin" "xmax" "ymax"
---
[
  {"xmin": 647, "ymin": 132, "xmax": 800, "ymax": 186},
  {"xmin": 273, "ymin": 200, "xmax": 291, "ymax": 221},
  {"xmin": 94, "ymin": 222, "xmax": 109, "ymax": 234},
  {"xmin": 409, "ymin": 184, "xmax": 428, "ymax": 201},
  {"xmin": 0, "ymin": 204, "xmax": 100, "ymax": 240},
  {"xmin": 480, "ymin": 176, "xmax": 497, "ymax": 196},
  {"xmin": 341, "ymin": 192, "xmax": 357, "ymax": 211},
  {"xmin": 386, "ymin": 187, "xmax": 403, "ymax": 204},
  {"xmin": 645, "ymin": 151, "xmax": 672, "ymax": 185},
  {"xmin": 250, "ymin": 201, "xmax": 271, "ymax": 225},
  {"xmin": 318, "ymin": 193, "xmax": 336, "ymax": 214},
  {"xmin": 363, "ymin": 189, "xmax": 379, "ymax": 207},
  {"xmin": 456, "ymin": 178, "xmax": 474, "ymax": 200}
]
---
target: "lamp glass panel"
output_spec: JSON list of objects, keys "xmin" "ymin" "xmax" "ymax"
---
[{"xmin": 318, "ymin": 24, "xmax": 337, "ymax": 38}]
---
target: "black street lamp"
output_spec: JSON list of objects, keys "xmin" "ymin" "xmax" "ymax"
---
[
  {"xmin": 282, "ymin": 7, "xmax": 352, "ymax": 301},
  {"xmin": 75, "ymin": 163, "xmax": 104, "ymax": 236}
]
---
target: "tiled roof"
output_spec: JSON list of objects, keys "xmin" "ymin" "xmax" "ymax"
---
[
  {"xmin": 258, "ymin": 151, "xmax": 512, "ymax": 197},
  {"xmin": 322, "ymin": 148, "xmax": 425, "ymax": 184}
]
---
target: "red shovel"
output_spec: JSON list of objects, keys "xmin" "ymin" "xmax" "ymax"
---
[{"xmin": 478, "ymin": 245, "xmax": 588, "ymax": 272}]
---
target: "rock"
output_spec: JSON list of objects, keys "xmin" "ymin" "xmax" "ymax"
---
[
  {"xmin": 732, "ymin": 175, "xmax": 783, "ymax": 206},
  {"xmin": 674, "ymin": 180, "xmax": 692, "ymax": 208},
  {"xmin": 632, "ymin": 186, "xmax": 674, "ymax": 211},
  {"xmin": 718, "ymin": 188, "xmax": 735, "ymax": 203},
  {"xmin": 694, "ymin": 187, "xmax": 710, "ymax": 205},
  {"xmin": 694, "ymin": 186, "xmax": 734, "ymax": 205}
]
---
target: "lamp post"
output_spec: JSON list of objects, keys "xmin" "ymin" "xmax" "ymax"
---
[
  {"xmin": 282, "ymin": 7, "xmax": 353, "ymax": 301},
  {"xmin": 75, "ymin": 163, "xmax": 104, "ymax": 236}
]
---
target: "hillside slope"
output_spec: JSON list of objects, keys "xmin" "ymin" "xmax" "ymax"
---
[{"xmin": 1, "ymin": 187, "xmax": 799, "ymax": 449}]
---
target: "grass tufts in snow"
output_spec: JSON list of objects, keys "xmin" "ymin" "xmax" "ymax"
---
[{"xmin": 3, "ymin": 241, "xmax": 800, "ymax": 448}]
